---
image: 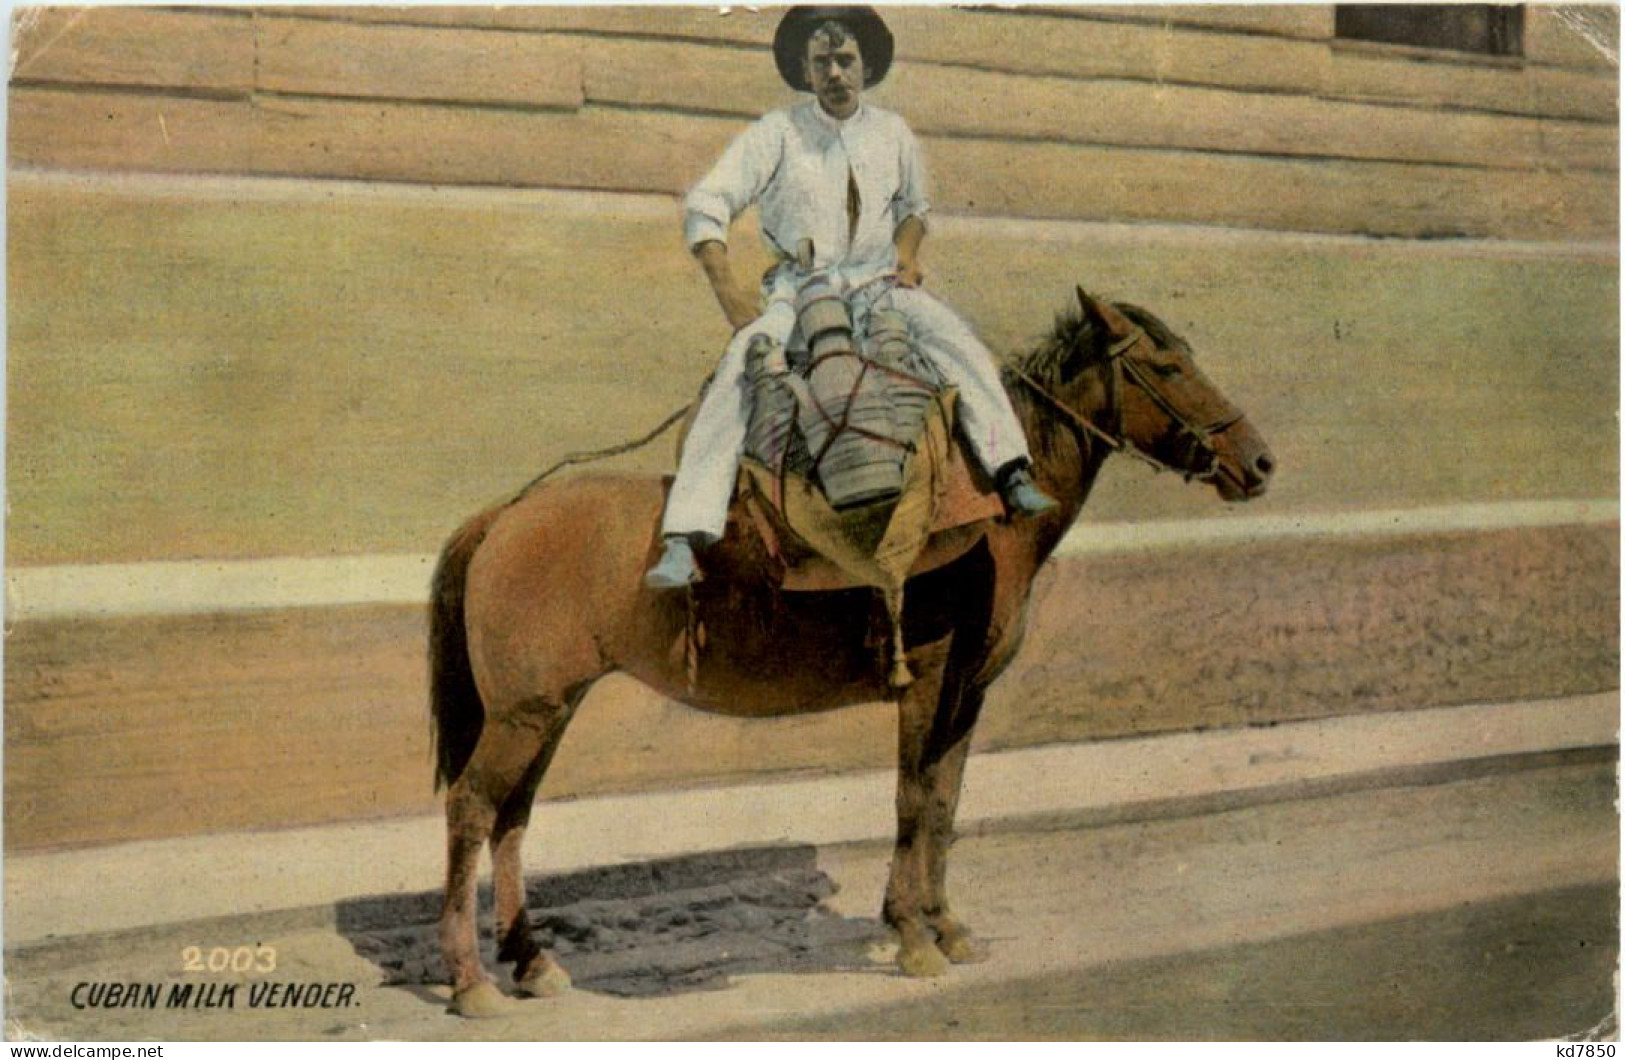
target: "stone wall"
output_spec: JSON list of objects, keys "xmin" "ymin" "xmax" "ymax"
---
[{"xmin": 6, "ymin": 5, "xmax": 1617, "ymax": 849}]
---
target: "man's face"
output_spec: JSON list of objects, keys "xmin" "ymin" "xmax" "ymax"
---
[{"xmin": 804, "ymin": 30, "xmax": 864, "ymax": 120}]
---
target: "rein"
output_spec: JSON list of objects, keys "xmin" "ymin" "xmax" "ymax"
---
[
  {"xmin": 511, "ymin": 401, "xmax": 692, "ymax": 502},
  {"xmin": 1010, "ymin": 325, "xmax": 1238, "ymax": 483},
  {"xmin": 509, "ymin": 313, "xmax": 1246, "ymax": 507}
]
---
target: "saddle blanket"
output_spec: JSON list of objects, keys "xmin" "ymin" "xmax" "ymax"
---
[{"xmin": 738, "ymin": 388, "xmax": 1003, "ymax": 593}]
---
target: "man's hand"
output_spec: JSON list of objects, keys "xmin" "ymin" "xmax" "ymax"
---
[
  {"xmin": 893, "ymin": 215, "xmax": 926, "ymax": 288},
  {"xmin": 694, "ymin": 240, "xmax": 760, "ymax": 330},
  {"xmin": 716, "ymin": 283, "xmax": 760, "ymax": 330}
]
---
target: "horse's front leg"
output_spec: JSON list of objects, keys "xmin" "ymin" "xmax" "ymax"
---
[
  {"xmin": 883, "ymin": 638, "xmax": 954, "ymax": 978},
  {"xmin": 921, "ymin": 684, "xmax": 990, "ymax": 964}
]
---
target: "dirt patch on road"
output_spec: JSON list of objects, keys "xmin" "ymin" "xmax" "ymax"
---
[{"xmin": 340, "ymin": 845, "xmax": 889, "ymax": 998}]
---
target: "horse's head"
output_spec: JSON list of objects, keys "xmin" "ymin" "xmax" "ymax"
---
[{"xmin": 1016, "ymin": 288, "xmax": 1274, "ymax": 502}]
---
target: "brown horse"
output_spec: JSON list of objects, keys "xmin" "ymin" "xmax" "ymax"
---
[{"xmin": 429, "ymin": 289, "xmax": 1274, "ymax": 1016}]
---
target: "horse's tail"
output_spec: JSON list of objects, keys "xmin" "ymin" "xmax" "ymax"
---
[{"xmin": 429, "ymin": 508, "xmax": 501, "ymax": 792}]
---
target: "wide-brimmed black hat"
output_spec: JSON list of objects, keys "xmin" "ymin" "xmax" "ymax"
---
[{"xmin": 773, "ymin": 6, "xmax": 895, "ymax": 91}]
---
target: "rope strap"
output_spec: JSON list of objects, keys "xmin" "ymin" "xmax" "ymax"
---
[{"xmin": 512, "ymin": 402, "xmax": 693, "ymax": 501}]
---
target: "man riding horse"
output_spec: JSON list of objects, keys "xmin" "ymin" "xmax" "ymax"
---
[
  {"xmin": 430, "ymin": 18, "xmax": 1274, "ymax": 998},
  {"xmin": 645, "ymin": 4, "xmax": 1057, "ymax": 589}
]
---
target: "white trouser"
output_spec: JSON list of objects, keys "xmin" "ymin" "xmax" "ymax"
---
[{"xmin": 661, "ymin": 288, "xmax": 1030, "ymax": 541}]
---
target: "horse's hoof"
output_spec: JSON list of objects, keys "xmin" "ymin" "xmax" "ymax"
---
[
  {"xmin": 897, "ymin": 940, "xmax": 950, "ymax": 978},
  {"xmin": 938, "ymin": 932, "xmax": 990, "ymax": 964},
  {"xmin": 515, "ymin": 958, "xmax": 572, "ymax": 999},
  {"xmin": 451, "ymin": 981, "xmax": 507, "ymax": 1019},
  {"xmin": 935, "ymin": 918, "xmax": 991, "ymax": 964}
]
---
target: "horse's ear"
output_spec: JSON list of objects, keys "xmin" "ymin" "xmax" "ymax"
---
[{"xmin": 1077, "ymin": 287, "xmax": 1134, "ymax": 338}]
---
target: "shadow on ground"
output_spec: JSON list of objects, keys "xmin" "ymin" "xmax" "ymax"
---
[{"xmin": 336, "ymin": 844, "xmax": 890, "ymax": 997}]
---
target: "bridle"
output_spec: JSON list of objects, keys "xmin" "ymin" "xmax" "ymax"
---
[{"xmin": 1010, "ymin": 325, "xmax": 1245, "ymax": 485}]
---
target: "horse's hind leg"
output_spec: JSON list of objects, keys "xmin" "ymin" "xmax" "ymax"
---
[
  {"xmin": 491, "ymin": 692, "xmax": 590, "ymax": 999},
  {"xmin": 440, "ymin": 702, "xmax": 575, "ymax": 1018},
  {"xmin": 440, "ymin": 769, "xmax": 503, "ymax": 1017}
]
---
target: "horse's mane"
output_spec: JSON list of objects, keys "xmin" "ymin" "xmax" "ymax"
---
[
  {"xmin": 1009, "ymin": 299, "xmax": 1189, "ymax": 386},
  {"xmin": 1003, "ymin": 298, "xmax": 1189, "ymax": 458}
]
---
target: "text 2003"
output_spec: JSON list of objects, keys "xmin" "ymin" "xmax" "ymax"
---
[{"xmin": 181, "ymin": 946, "xmax": 277, "ymax": 973}]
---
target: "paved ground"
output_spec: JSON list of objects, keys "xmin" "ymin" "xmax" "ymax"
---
[
  {"xmin": 9, "ymin": 694, "xmax": 1613, "ymax": 944},
  {"xmin": 717, "ymin": 883, "xmax": 1617, "ymax": 1041},
  {"xmin": 5, "ymin": 753, "xmax": 1615, "ymax": 1042}
]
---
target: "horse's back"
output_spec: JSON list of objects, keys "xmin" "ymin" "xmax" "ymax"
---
[
  {"xmin": 468, "ymin": 472, "xmax": 664, "ymax": 592},
  {"xmin": 459, "ymin": 473, "xmax": 671, "ymax": 701}
]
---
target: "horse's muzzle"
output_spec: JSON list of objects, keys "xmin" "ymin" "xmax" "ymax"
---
[{"xmin": 1212, "ymin": 424, "xmax": 1274, "ymax": 502}]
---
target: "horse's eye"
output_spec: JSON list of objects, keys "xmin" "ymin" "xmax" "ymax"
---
[{"xmin": 1151, "ymin": 361, "xmax": 1184, "ymax": 379}]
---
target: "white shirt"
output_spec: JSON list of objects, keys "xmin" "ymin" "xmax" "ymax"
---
[{"xmin": 683, "ymin": 101, "xmax": 931, "ymax": 300}]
